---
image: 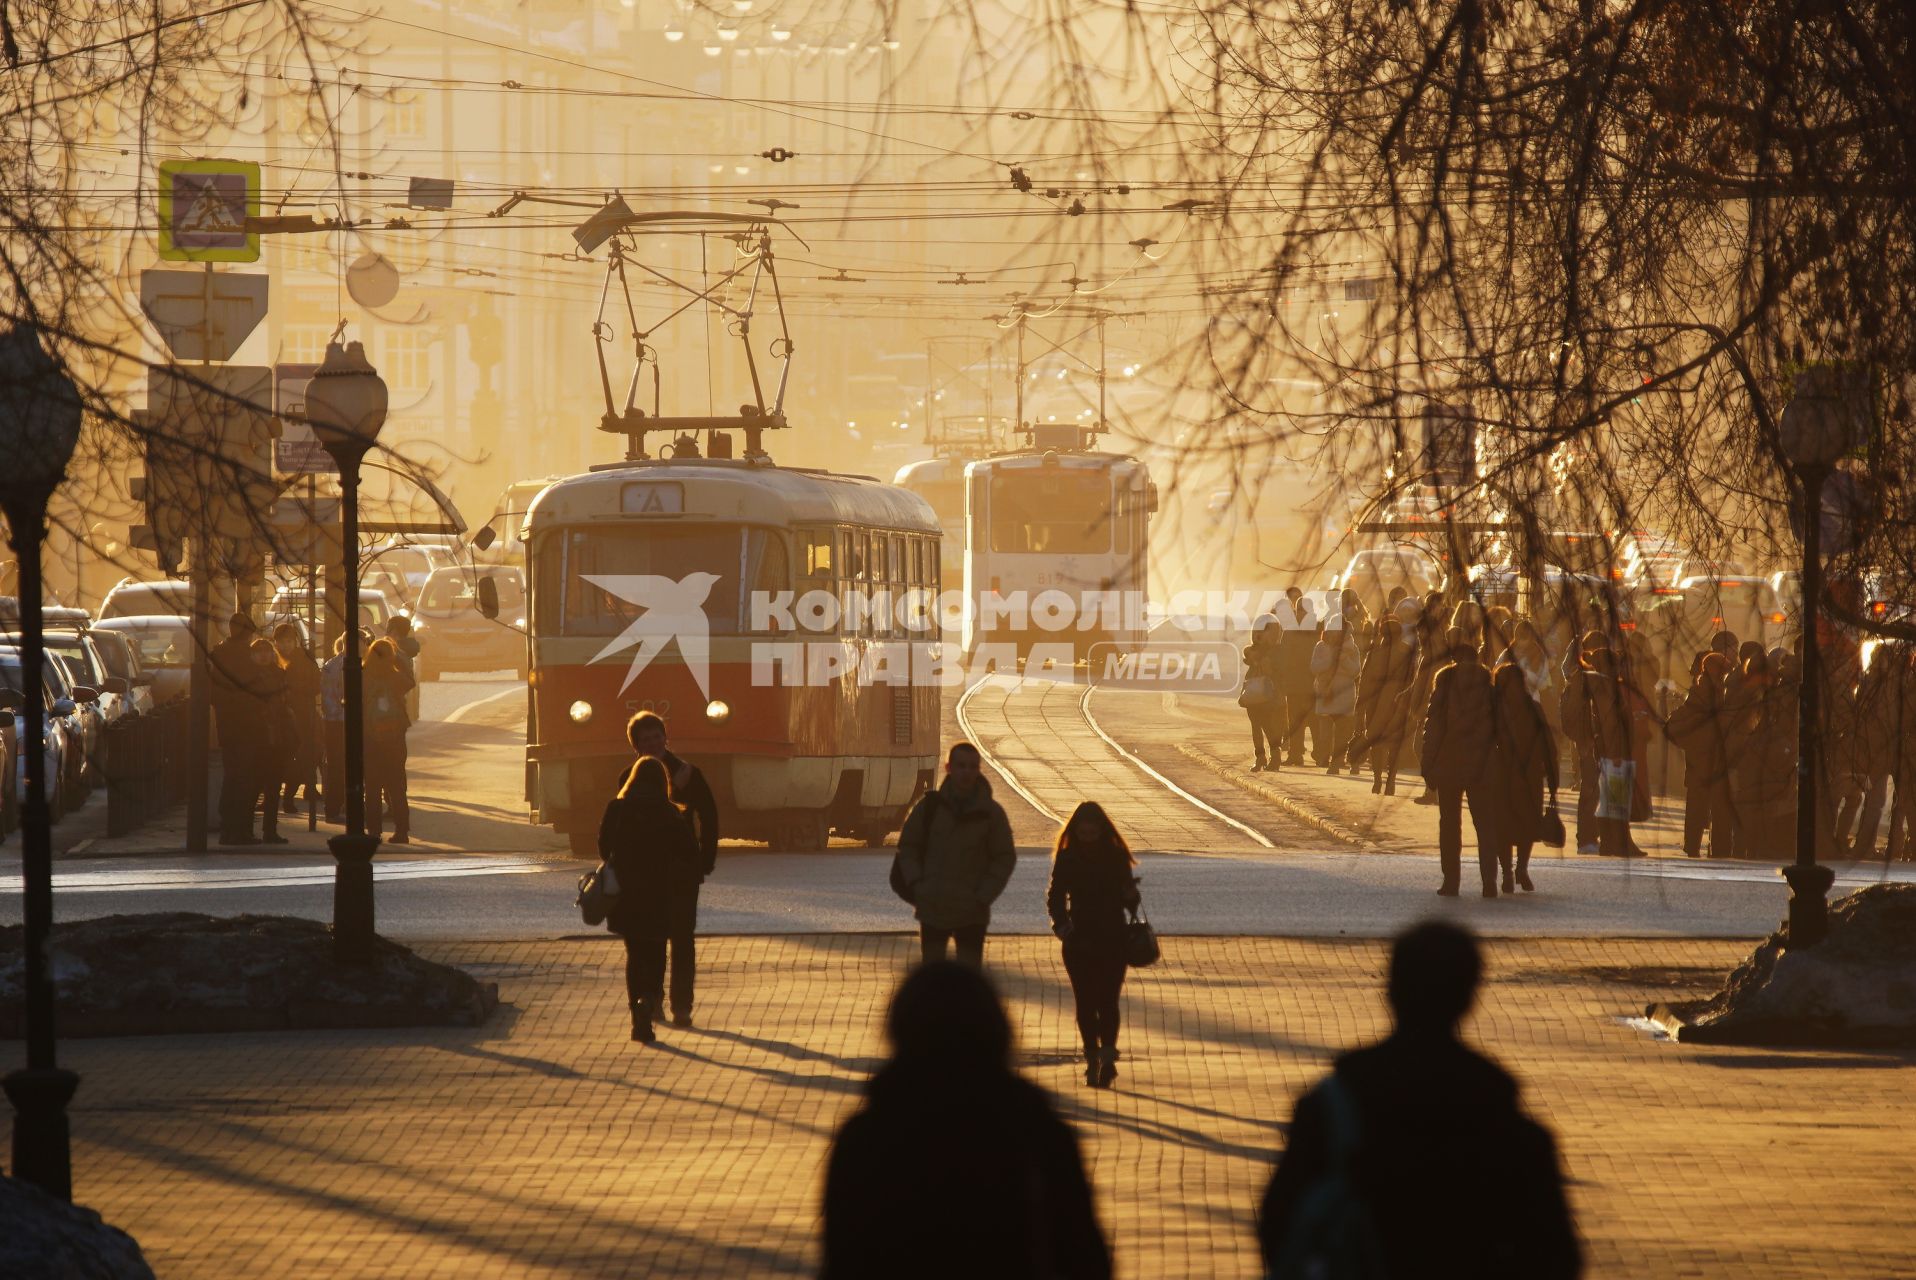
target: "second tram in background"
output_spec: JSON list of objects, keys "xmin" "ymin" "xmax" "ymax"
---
[
  {"xmin": 962, "ymin": 422, "xmax": 1156, "ymax": 659},
  {"xmin": 893, "ymin": 414, "xmax": 1003, "ymax": 591}
]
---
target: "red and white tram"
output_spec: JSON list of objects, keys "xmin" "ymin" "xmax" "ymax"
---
[{"xmin": 523, "ymin": 456, "xmax": 943, "ymax": 853}]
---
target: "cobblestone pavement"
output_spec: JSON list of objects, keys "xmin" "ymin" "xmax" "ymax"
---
[{"xmin": 32, "ymin": 935, "xmax": 1916, "ymax": 1278}]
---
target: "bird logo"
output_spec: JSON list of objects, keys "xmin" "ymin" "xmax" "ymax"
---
[{"xmin": 582, "ymin": 572, "xmax": 722, "ymax": 699}]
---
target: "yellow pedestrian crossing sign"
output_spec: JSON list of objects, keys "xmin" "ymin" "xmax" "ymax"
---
[{"xmin": 158, "ymin": 159, "xmax": 261, "ymax": 262}]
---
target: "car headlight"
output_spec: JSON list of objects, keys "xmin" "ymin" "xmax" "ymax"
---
[
  {"xmin": 568, "ymin": 699, "xmax": 593, "ymax": 723},
  {"xmin": 705, "ymin": 698, "xmax": 730, "ymax": 723}
]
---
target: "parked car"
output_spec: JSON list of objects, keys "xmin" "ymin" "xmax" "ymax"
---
[
  {"xmin": 89, "ymin": 615, "xmax": 193, "ymax": 707},
  {"xmin": 85, "ymin": 628, "xmax": 156, "ymax": 717},
  {"xmin": 412, "ymin": 566, "xmax": 528, "ymax": 680},
  {"xmin": 0, "ymin": 649, "xmax": 80, "ymax": 818},
  {"xmin": 1330, "ymin": 546, "xmax": 1446, "ymax": 616},
  {"xmin": 99, "ymin": 578, "xmax": 190, "ymax": 619},
  {"xmin": 42, "ymin": 652, "xmax": 102, "ymax": 790}
]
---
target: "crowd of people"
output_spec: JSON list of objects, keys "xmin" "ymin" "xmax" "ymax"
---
[
  {"xmin": 207, "ymin": 611, "xmax": 421, "ymax": 846},
  {"xmin": 1240, "ymin": 585, "xmax": 1916, "ymax": 889},
  {"xmin": 587, "ymin": 720, "xmax": 1580, "ymax": 1277}
]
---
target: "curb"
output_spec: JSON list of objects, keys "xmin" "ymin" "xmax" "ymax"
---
[
  {"xmin": 0, "ymin": 983, "xmax": 499, "ymax": 1040},
  {"xmin": 1174, "ymin": 744, "xmax": 1402, "ymax": 854}
]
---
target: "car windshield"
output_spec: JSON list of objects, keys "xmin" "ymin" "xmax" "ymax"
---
[
  {"xmin": 91, "ymin": 635, "xmax": 135, "ymax": 680},
  {"xmin": 420, "ymin": 570, "xmax": 525, "ymax": 614},
  {"xmin": 111, "ymin": 626, "xmax": 192, "ymax": 668},
  {"xmin": 42, "ymin": 636, "xmax": 103, "ymax": 685}
]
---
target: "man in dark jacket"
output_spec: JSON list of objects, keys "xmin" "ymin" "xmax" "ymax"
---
[
  {"xmin": 1259, "ymin": 922, "xmax": 1581, "ymax": 1280},
  {"xmin": 209, "ymin": 612, "xmax": 264, "ymax": 845},
  {"xmin": 1421, "ymin": 640, "xmax": 1500, "ymax": 896},
  {"xmin": 1276, "ymin": 592, "xmax": 1319, "ymax": 764},
  {"xmin": 823, "ymin": 961, "xmax": 1110, "ymax": 1280},
  {"xmin": 620, "ymin": 710, "xmax": 720, "ymax": 1027},
  {"xmin": 897, "ymin": 741, "xmax": 1017, "ymax": 965}
]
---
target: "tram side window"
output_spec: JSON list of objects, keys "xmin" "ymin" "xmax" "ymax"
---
[{"xmin": 804, "ymin": 530, "xmax": 833, "ymax": 577}]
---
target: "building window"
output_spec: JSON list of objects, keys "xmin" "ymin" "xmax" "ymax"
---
[
  {"xmin": 279, "ymin": 327, "xmax": 331, "ymax": 369},
  {"xmin": 380, "ymin": 327, "xmax": 435, "ymax": 398}
]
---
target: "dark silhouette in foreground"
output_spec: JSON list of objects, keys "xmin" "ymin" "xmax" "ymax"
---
[
  {"xmin": 599, "ymin": 753, "xmax": 701, "ymax": 1044},
  {"xmin": 1259, "ymin": 922, "xmax": 1581, "ymax": 1280},
  {"xmin": 1046, "ymin": 801, "xmax": 1141, "ymax": 1088},
  {"xmin": 822, "ymin": 961, "xmax": 1111, "ymax": 1280}
]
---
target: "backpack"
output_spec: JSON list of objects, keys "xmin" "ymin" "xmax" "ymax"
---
[
  {"xmin": 888, "ymin": 791, "xmax": 940, "ymax": 904},
  {"xmin": 1268, "ymin": 1075, "xmax": 1389, "ymax": 1280}
]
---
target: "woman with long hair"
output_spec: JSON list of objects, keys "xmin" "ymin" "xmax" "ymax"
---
[
  {"xmin": 1045, "ymin": 802, "xmax": 1141, "ymax": 1088},
  {"xmin": 600, "ymin": 755, "xmax": 701, "ymax": 1043}
]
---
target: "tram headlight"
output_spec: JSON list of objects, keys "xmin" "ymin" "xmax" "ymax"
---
[
  {"xmin": 705, "ymin": 698, "xmax": 731, "ymax": 723},
  {"xmin": 568, "ymin": 699, "xmax": 594, "ymax": 723}
]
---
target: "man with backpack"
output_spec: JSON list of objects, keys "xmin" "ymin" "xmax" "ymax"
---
[
  {"xmin": 1258, "ymin": 921, "xmax": 1581, "ymax": 1280},
  {"xmin": 894, "ymin": 741, "xmax": 1017, "ymax": 966}
]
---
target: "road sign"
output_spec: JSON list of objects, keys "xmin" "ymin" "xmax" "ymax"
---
[
  {"xmin": 140, "ymin": 269, "xmax": 268, "ymax": 361},
  {"xmin": 158, "ymin": 160, "xmax": 261, "ymax": 262},
  {"xmin": 146, "ymin": 365, "xmax": 279, "ymax": 546},
  {"xmin": 273, "ymin": 362, "xmax": 339, "ymax": 475}
]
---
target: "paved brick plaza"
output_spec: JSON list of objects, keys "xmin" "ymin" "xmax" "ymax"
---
[{"xmin": 37, "ymin": 935, "xmax": 1916, "ymax": 1278}]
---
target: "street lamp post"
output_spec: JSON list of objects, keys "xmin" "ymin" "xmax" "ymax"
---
[
  {"xmin": 303, "ymin": 337, "xmax": 388, "ymax": 963},
  {"xmin": 0, "ymin": 321, "xmax": 85, "ymax": 1199},
  {"xmin": 1776, "ymin": 366, "xmax": 1861, "ymax": 948}
]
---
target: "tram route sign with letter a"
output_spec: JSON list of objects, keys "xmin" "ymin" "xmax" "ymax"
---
[{"xmin": 621, "ymin": 482, "xmax": 684, "ymax": 515}]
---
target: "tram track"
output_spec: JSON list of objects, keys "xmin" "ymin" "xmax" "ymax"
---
[{"xmin": 954, "ymin": 671, "xmax": 1274, "ymax": 851}]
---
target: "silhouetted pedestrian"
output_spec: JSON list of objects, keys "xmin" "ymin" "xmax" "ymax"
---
[
  {"xmin": 1488, "ymin": 662, "xmax": 1557, "ymax": 892},
  {"xmin": 1277, "ymin": 592, "xmax": 1319, "ymax": 763},
  {"xmin": 600, "ymin": 754, "xmax": 702, "ymax": 1044},
  {"xmin": 614, "ymin": 710, "xmax": 720, "ymax": 1027},
  {"xmin": 822, "ymin": 961, "xmax": 1111, "ymax": 1280},
  {"xmin": 1258, "ymin": 921, "xmax": 1581, "ymax": 1280},
  {"xmin": 246, "ymin": 637, "xmax": 294, "ymax": 846},
  {"xmin": 1421, "ymin": 641, "xmax": 1500, "ymax": 896},
  {"xmin": 1665, "ymin": 651, "xmax": 1737, "ymax": 857},
  {"xmin": 273, "ymin": 622, "xmax": 320, "ymax": 815},
  {"xmin": 1311, "ymin": 618, "xmax": 1361, "ymax": 775},
  {"xmin": 318, "ymin": 631, "xmax": 355, "ymax": 823},
  {"xmin": 1353, "ymin": 600, "xmax": 1417, "ymax": 794},
  {"xmin": 209, "ymin": 612, "xmax": 264, "ymax": 845},
  {"xmin": 1243, "ymin": 614, "xmax": 1282, "ymax": 770},
  {"xmin": 1045, "ymin": 802, "xmax": 1141, "ymax": 1089},
  {"xmin": 896, "ymin": 741, "xmax": 1016, "ymax": 965},
  {"xmin": 362, "ymin": 636, "xmax": 412, "ymax": 843}
]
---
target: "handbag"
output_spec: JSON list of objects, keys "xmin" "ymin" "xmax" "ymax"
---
[
  {"xmin": 1237, "ymin": 674, "xmax": 1275, "ymax": 708},
  {"xmin": 1124, "ymin": 904, "xmax": 1161, "ymax": 968},
  {"xmin": 576, "ymin": 860, "xmax": 620, "ymax": 927},
  {"xmin": 1538, "ymin": 800, "xmax": 1567, "ymax": 848},
  {"xmin": 1595, "ymin": 758, "xmax": 1636, "ymax": 821}
]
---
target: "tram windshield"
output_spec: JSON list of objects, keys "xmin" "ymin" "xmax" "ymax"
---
[
  {"xmin": 989, "ymin": 469, "xmax": 1112, "ymax": 554},
  {"xmin": 539, "ymin": 525, "xmax": 789, "ymax": 636}
]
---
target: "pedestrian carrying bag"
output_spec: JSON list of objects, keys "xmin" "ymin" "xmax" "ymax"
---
[
  {"xmin": 1268, "ymin": 1074, "xmax": 1389, "ymax": 1280},
  {"xmin": 1595, "ymin": 758, "xmax": 1636, "ymax": 821},
  {"xmin": 1124, "ymin": 904, "xmax": 1161, "ymax": 968},
  {"xmin": 576, "ymin": 861, "xmax": 619, "ymax": 927},
  {"xmin": 888, "ymin": 792, "xmax": 940, "ymax": 904},
  {"xmin": 1238, "ymin": 674, "xmax": 1276, "ymax": 708},
  {"xmin": 1538, "ymin": 799, "xmax": 1567, "ymax": 848}
]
